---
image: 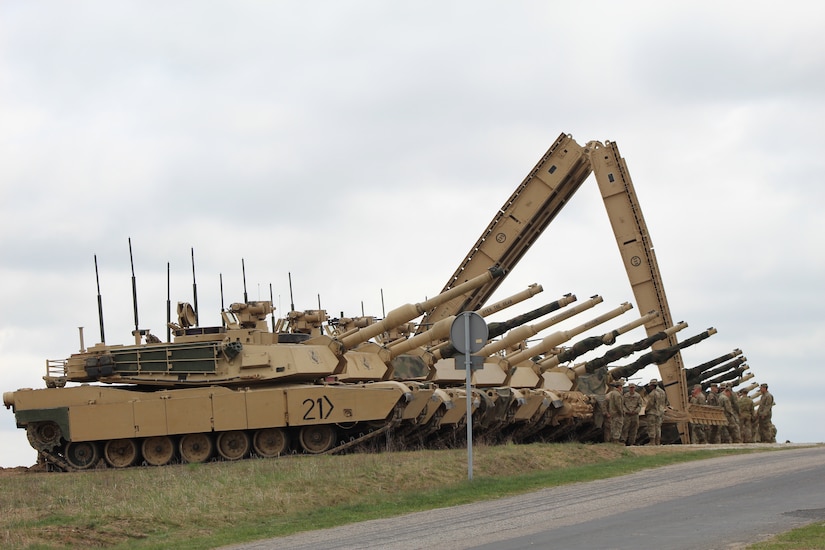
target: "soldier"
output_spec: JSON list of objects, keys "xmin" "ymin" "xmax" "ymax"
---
[
  {"xmin": 727, "ymin": 384, "xmax": 742, "ymax": 434},
  {"xmin": 737, "ymin": 388, "xmax": 756, "ymax": 443},
  {"xmin": 644, "ymin": 378, "xmax": 666, "ymax": 445},
  {"xmin": 719, "ymin": 383, "xmax": 733, "ymax": 443},
  {"xmin": 705, "ymin": 383, "xmax": 721, "ymax": 444},
  {"xmin": 689, "ymin": 384, "xmax": 707, "ymax": 444},
  {"xmin": 757, "ymin": 383, "xmax": 775, "ymax": 443},
  {"xmin": 621, "ymin": 382, "xmax": 643, "ymax": 445},
  {"xmin": 605, "ymin": 381, "xmax": 625, "ymax": 444},
  {"xmin": 719, "ymin": 386, "xmax": 742, "ymax": 443}
]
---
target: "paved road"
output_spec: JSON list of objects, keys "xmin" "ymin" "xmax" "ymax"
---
[{"xmin": 225, "ymin": 445, "xmax": 825, "ymax": 550}]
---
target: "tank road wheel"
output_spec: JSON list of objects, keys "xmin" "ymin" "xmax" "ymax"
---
[
  {"xmin": 252, "ymin": 428, "xmax": 289, "ymax": 458},
  {"xmin": 298, "ymin": 425, "xmax": 336, "ymax": 454},
  {"xmin": 216, "ymin": 431, "xmax": 250, "ymax": 461},
  {"xmin": 104, "ymin": 439, "xmax": 139, "ymax": 468},
  {"xmin": 27, "ymin": 421, "xmax": 63, "ymax": 451},
  {"xmin": 64, "ymin": 441, "xmax": 100, "ymax": 470},
  {"xmin": 179, "ymin": 433, "xmax": 214, "ymax": 464},
  {"xmin": 142, "ymin": 436, "xmax": 176, "ymax": 466}
]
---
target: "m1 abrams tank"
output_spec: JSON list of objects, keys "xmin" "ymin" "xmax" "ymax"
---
[{"xmin": 2, "ymin": 267, "xmax": 503, "ymax": 471}]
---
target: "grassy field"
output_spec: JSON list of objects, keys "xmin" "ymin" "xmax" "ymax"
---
[{"xmin": 0, "ymin": 443, "xmax": 806, "ymax": 549}]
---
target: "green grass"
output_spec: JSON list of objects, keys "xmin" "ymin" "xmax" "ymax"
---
[
  {"xmin": 748, "ymin": 521, "xmax": 825, "ymax": 549},
  {"xmin": 0, "ymin": 443, "xmax": 770, "ymax": 549}
]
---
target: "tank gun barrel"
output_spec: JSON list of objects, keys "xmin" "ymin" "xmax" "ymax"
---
[
  {"xmin": 474, "ymin": 295, "xmax": 604, "ymax": 358},
  {"xmin": 684, "ymin": 349, "xmax": 744, "ymax": 381},
  {"xmin": 387, "ymin": 316, "xmax": 455, "ymax": 358},
  {"xmin": 687, "ymin": 356, "xmax": 747, "ymax": 388},
  {"xmin": 436, "ymin": 293, "xmax": 578, "ymax": 360},
  {"xmin": 476, "ymin": 284, "xmax": 544, "ymax": 318},
  {"xmin": 731, "ymin": 372, "xmax": 755, "ymax": 388},
  {"xmin": 741, "ymin": 382, "xmax": 759, "ymax": 394},
  {"xmin": 502, "ymin": 302, "xmax": 633, "ymax": 368},
  {"xmin": 540, "ymin": 310, "xmax": 659, "ymax": 369},
  {"xmin": 608, "ymin": 327, "xmax": 717, "ymax": 381},
  {"xmin": 573, "ymin": 321, "xmax": 688, "ymax": 375},
  {"xmin": 702, "ymin": 364, "xmax": 750, "ymax": 389},
  {"xmin": 339, "ymin": 267, "xmax": 504, "ymax": 350},
  {"xmin": 485, "ymin": 293, "xmax": 577, "ymax": 339}
]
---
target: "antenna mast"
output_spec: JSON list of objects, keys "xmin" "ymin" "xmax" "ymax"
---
[
  {"xmin": 191, "ymin": 248, "xmax": 199, "ymax": 326},
  {"xmin": 128, "ymin": 238, "xmax": 139, "ymax": 339},
  {"xmin": 242, "ymin": 259, "xmax": 248, "ymax": 303},
  {"xmin": 166, "ymin": 262, "xmax": 171, "ymax": 342},
  {"xmin": 288, "ymin": 272, "xmax": 295, "ymax": 311},
  {"xmin": 94, "ymin": 254, "xmax": 105, "ymax": 344}
]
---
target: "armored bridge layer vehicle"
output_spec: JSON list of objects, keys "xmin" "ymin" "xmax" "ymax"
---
[{"xmin": 3, "ymin": 268, "xmax": 502, "ymax": 470}]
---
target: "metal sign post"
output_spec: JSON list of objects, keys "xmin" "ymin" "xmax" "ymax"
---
[{"xmin": 450, "ymin": 311, "xmax": 488, "ymax": 481}]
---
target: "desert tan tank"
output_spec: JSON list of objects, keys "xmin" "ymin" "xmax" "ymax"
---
[{"xmin": 3, "ymin": 268, "xmax": 503, "ymax": 470}]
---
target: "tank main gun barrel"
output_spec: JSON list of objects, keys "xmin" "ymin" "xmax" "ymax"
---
[
  {"xmin": 339, "ymin": 267, "xmax": 504, "ymax": 350},
  {"xmin": 741, "ymin": 382, "xmax": 759, "ymax": 394},
  {"xmin": 500, "ymin": 302, "xmax": 634, "ymax": 369},
  {"xmin": 730, "ymin": 372, "xmax": 755, "ymax": 388},
  {"xmin": 485, "ymin": 294, "xmax": 577, "ymax": 339},
  {"xmin": 702, "ymin": 364, "xmax": 750, "ymax": 389},
  {"xmin": 473, "ymin": 295, "xmax": 604, "ymax": 358},
  {"xmin": 539, "ymin": 310, "xmax": 659, "ymax": 369},
  {"xmin": 436, "ymin": 293, "xmax": 578, "ymax": 361},
  {"xmin": 573, "ymin": 321, "xmax": 688, "ymax": 375},
  {"xmin": 608, "ymin": 327, "xmax": 717, "ymax": 381},
  {"xmin": 387, "ymin": 316, "xmax": 455, "ymax": 358},
  {"xmin": 688, "ymin": 356, "xmax": 747, "ymax": 388},
  {"xmin": 476, "ymin": 284, "xmax": 544, "ymax": 318},
  {"xmin": 684, "ymin": 349, "xmax": 743, "ymax": 381}
]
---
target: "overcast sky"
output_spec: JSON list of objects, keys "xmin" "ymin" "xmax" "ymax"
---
[{"xmin": 1, "ymin": 1, "xmax": 823, "ymax": 467}]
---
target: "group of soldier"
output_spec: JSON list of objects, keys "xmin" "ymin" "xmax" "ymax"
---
[
  {"xmin": 603, "ymin": 378, "xmax": 667, "ymax": 446},
  {"xmin": 689, "ymin": 382, "xmax": 776, "ymax": 444},
  {"xmin": 600, "ymin": 379, "xmax": 776, "ymax": 446}
]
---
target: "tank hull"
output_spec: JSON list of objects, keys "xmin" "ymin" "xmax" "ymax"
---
[{"xmin": 9, "ymin": 381, "xmax": 411, "ymax": 469}]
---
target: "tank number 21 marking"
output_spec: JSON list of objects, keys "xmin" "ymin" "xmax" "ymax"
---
[{"xmin": 302, "ymin": 395, "xmax": 335, "ymax": 420}]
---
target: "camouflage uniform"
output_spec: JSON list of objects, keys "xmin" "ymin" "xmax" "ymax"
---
[
  {"xmin": 737, "ymin": 391, "xmax": 756, "ymax": 443},
  {"xmin": 705, "ymin": 385, "xmax": 721, "ymax": 444},
  {"xmin": 645, "ymin": 380, "xmax": 667, "ymax": 445},
  {"xmin": 605, "ymin": 384, "xmax": 624, "ymax": 444},
  {"xmin": 757, "ymin": 385, "xmax": 775, "ymax": 443},
  {"xmin": 718, "ymin": 390, "xmax": 742, "ymax": 443},
  {"xmin": 689, "ymin": 385, "xmax": 707, "ymax": 444},
  {"xmin": 621, "ymin": 385, "xmax": 643, "ymax": 445}
]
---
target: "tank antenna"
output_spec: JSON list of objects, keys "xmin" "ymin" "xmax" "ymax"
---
[
  {"xmin": 166, "ymin": 262, "xmax": 171, "ymax": 342},
  {"xmin": 317, "ymin": 293, "xmax": 321, "ymax": 310},
  {"xmin": 94, "ymin": 254, "xmax": 106, "ymax": 344},
  {"xmin": 191, "ymin": 248, "xmax": 199, "ymax": 326},
  {"xmin": 128, "ymin": 238, "xmax": 139, "ymax": 338},
  {"xmin": 242, "ymin": 258, "xmax": 248, "ymax": 303},
  {"xmin": 219, "ymin": 273, "xmax": 226, "ymax": 327},
  {"xmin": 269, "ymin": 283, "xmax": 275, "ymax": 332},
  {"xmin": 288, "ymin": 272, "xmax": 295, "ymax": 311},
  {"xmin": 380, "ymin": 288, "xmax": 386, "ymax": 318}
]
